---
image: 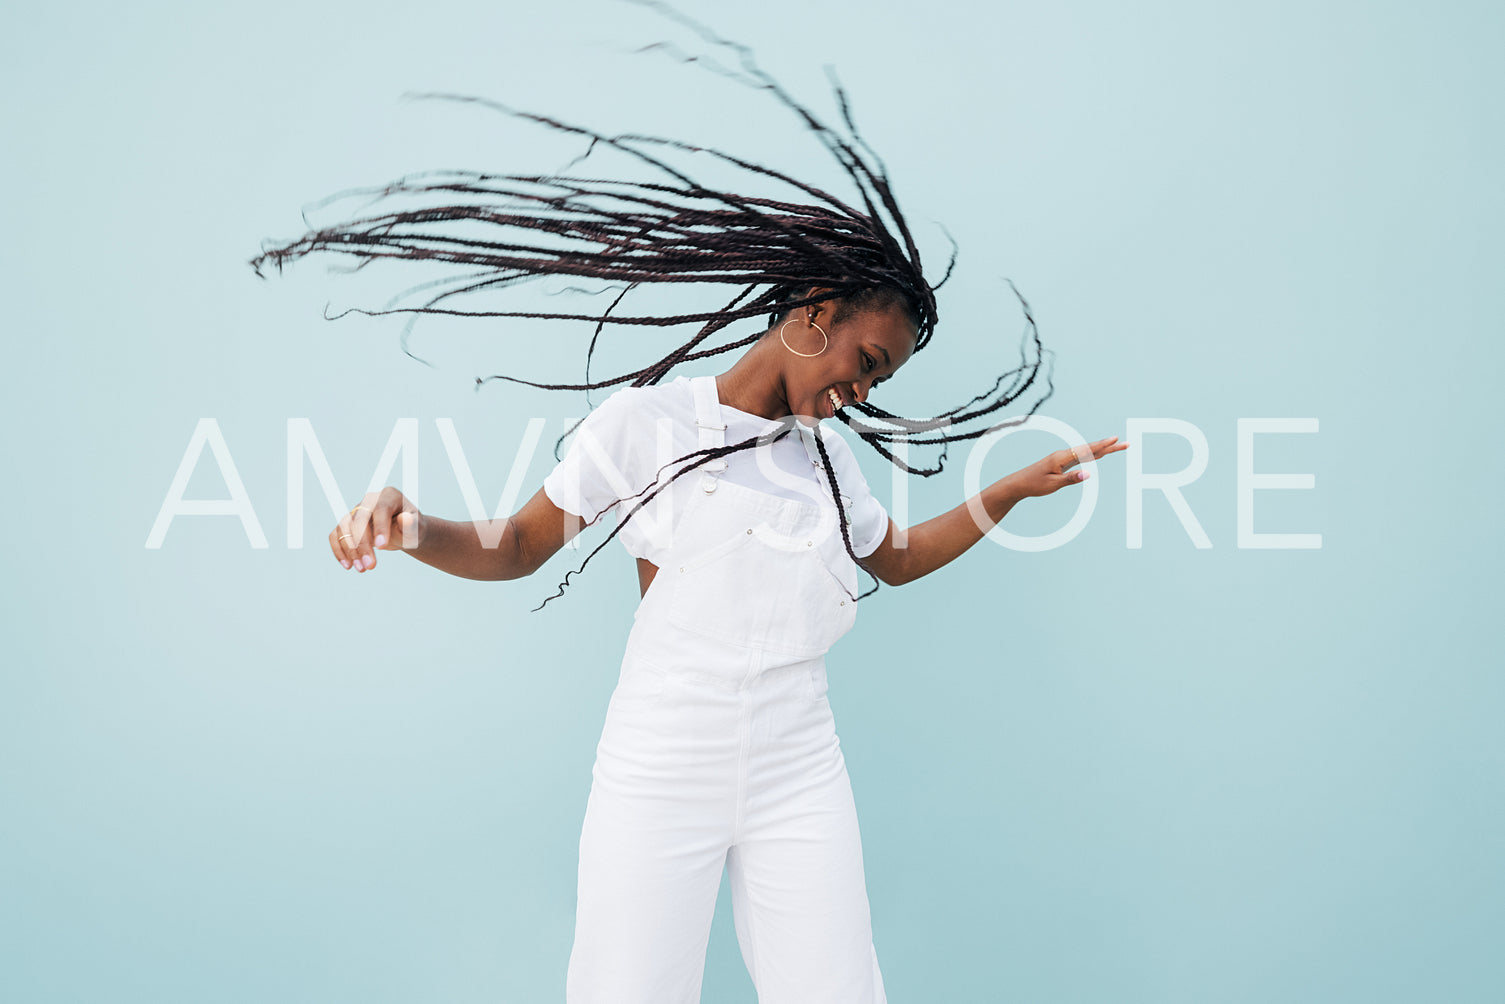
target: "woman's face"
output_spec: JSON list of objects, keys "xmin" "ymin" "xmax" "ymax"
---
[{"xmin": 784, "ymin": 299, "xmax": 917, "ymax": 425}]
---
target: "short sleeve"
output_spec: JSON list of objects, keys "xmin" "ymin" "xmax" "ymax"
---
[
  {"xmin": 542, "ymin": 388, "xmax": 659, "ymax": 523},
  {"xmin": 820, "ymin": 428, "xmax": 890, "ymax": 559}
]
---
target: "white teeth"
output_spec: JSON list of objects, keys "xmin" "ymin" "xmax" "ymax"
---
[{"xmin": 827, "ymin": 388, "xmax": 842, "ymax": 411}]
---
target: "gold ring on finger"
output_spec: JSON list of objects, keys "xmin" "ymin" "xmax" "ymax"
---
[
  {"xmin": 349, "ymin": 505, "xmax": 372, "ymax": 515},
  {"xmin": 339, "ymin": 534, "xmax": 354, "ymax": 542}
]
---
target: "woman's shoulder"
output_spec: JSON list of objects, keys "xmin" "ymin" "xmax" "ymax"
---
[
  {"xmin": 813, "ymin": 420, "xmax": 863, "ymax": 463},
  {"xmin": 588, "ymin": 377, "xmax": 695, "ymax": 421},
  {"xmin": 809, "ymin": 420, "xmax": 879, "ymax": 486}
]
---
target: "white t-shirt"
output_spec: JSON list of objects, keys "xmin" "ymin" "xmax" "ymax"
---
[{"xmin": 542, "ymin": 376, "xmax": 890, "ymax": 565}]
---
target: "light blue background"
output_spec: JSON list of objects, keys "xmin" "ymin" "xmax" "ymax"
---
[{"xmin": 3, "ymin": 1, "xmax": 1500, "ymax": 1001}]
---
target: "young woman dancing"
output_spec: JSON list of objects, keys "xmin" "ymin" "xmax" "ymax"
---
[{"xmin": 252, "ymin": 9, "xmax": 1127, "ymax": 1000}]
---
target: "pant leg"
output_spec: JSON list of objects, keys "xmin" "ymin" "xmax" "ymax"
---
[
  {"xmin": 565, "ymin": 777, "xmax": 728, "ymax": 1003},
  {"xmin": 726, "ymin": 725, "xmax": 887, "ymax": 1003},
  {"xmin": 566, "ymin": 661, "xmax": 740, "ymax": 1004}
]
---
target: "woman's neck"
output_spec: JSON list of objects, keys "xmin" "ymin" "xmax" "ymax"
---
[{"xmin": 715, "ymin": 336, "xmax": 791, "ymax": 421}]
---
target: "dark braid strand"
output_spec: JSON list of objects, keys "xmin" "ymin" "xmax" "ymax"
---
[{"xmin": 250, "ymin": 3, "xmax": 1054, "ymax": 608}]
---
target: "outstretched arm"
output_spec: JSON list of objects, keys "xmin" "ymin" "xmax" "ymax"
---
[
  {"xmin": 860, "ymin": 436, "xmax": 1128, "ymax": 586},
  {"xmin": 329, "ymin": 485, "xmax": 586, "ymax": 580}
]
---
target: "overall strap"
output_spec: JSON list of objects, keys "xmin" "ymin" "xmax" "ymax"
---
[
  {"xmin": 798, "ymin": 422, "xmax": 854, "ymax": 512},
  {"xmin": 690, "ymin": 376, "xmax": 729, "ymax": 493}
]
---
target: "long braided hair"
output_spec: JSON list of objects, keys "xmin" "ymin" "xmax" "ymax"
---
[{"xmin": 249, "ymin": 1, "xmax": 1054, "ymax": 609}]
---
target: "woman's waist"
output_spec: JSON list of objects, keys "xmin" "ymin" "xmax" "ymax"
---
[{"xmin": 623, "ymin": 615, "xmax": 827, "ymax": 688}]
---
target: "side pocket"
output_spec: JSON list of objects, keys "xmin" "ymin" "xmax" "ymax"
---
[
  {"xmin": 814, "ymin": 542, "xmax": 860, "ymax": 601},
  {"xmin": 808, "ymin": 663, "xmax": 831, "ymax": 702},
  {"xmin": 608, "ymin": 659, "xmax": 667, "ymax": 710}
]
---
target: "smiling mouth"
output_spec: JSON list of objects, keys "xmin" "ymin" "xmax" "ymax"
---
[{"xmin": 826, "ymin": 386, "xmax": 843, "ymax": 416}]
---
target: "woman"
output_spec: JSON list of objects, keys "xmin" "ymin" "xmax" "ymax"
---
[
  {"xmin": 252, "ymin": 10, "xmax": 1126, "ymax": 1000},
  {"xmin": 328, "ymin": 303, "xmax": 1122, "ymax": 1004}
]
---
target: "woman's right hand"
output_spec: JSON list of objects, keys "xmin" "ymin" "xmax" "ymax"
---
[
  {"xmin": 329, "ymin": 486, "xmax": 423, "ymax": 572},
  {"xmin": 1006, "ymin": 436, "xmax": 1129, "ymax": 499}
]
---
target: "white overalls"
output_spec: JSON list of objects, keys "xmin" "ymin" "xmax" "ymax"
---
[{"xmin": 566, "ymin": 376, "xmax": 887, "ymax": 1003}]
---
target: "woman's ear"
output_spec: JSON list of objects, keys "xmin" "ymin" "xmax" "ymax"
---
[{"xmin": 803, "ymin": 286, "xmax": 837, "ymax": 323}]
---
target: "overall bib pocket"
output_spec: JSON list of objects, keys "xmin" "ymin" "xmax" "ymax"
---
[{"xmin": 666, "ymin": 521, "xmax": 856, "ymax": 657}]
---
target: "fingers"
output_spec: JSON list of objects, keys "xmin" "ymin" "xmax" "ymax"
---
[
  {"xmin": 355, "ymin": 499, "xmax": 377, "ymax": 571},
  {"xmin": 329, "ymin": 518, "xmax": 356, "ymax": 570},
  {"xmin": 369, "ymin": 499, "xmax": 395, "ymax": 554},
  {"xmin": 370, "ymin": 486, "xmax": 415, "ymax": 553},
  {"xmin": 330, "ymin": 489, "xmax": 417, "ymax": 573},
  {"xmin": 1058, "ymin": 442, "xmax": 1095, "ymax": 471},
  {"xmin": 394, "ymin": 508, "xmax": 421, "ymax": 550},
  {"xmin": 1090, "ymin": 435, "xmax": 1128, "ymax": 458},
  {"xmin": 1035, "ymin": 461, "xmax": 1089, "ymax": 497},
  {"xmin": 345, "ymin": 494, "xmax": 379, "ymax": 572},
  {"xmin": 1063, "ymin": 437, "xmax": 1130, "ymax": 465},
  {"xmin": 1054, "ymin": 437, "xmax": 1130, "ymax": 487}
]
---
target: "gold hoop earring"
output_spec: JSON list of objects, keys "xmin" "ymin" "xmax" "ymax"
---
[{"xmin": 779, "ymin": 318, "xmax": 828, "ymax": 357}]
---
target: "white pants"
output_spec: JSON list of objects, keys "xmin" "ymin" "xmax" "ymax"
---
[
  {"xmin": 565, "ymin": 374, "xmax": 886, "ymax": 1002},
  {"xmin": 566, "ymin": 651, "xmax": 886, "ymax": 1003}
]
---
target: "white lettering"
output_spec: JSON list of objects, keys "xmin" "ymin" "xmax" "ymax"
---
[
  {"xmin": 963, "ymin": 416, "xmax": 1097, "ymax": 552},
  {"xmin": 145, "ymin": 418, "xmax": 267, "ymax": 549},
  {"xmin": 1238, "ymin": 418, "xmax": 1321, "ymax": 549},
  {"xmin": 286, "ymin": 418, "xmax": 418, "ymax": 548},
  {"xmin": 1126, "ymin": 418, "xmax": 1212, "ymax": 549}
]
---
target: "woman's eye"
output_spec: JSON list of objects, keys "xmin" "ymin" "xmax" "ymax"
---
[{"xmin": 862, "ymin": 352, "xmax": 874, "ymax": 371}]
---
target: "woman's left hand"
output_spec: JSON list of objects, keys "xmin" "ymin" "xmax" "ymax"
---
[{"xmin": 1007, "ymin": 436, "xmax": 1129, "ymax": 499}]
